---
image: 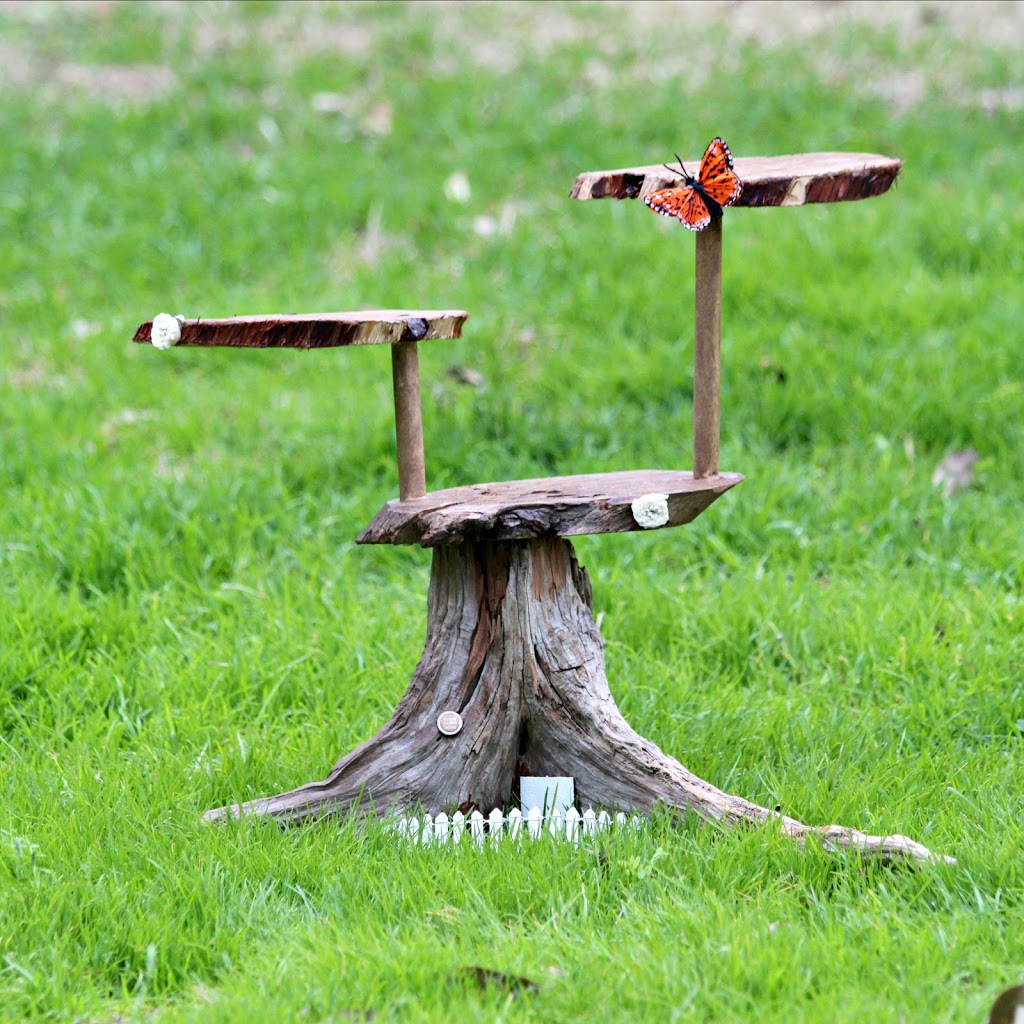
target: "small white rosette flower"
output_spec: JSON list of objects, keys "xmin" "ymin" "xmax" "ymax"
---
[
  {"xmin": 151, "ymin": 313, "xmax": 185, "ymax": 350},
  {"xmin": 631, "ymin": 493, "xmax": 670, "ymax": 529}
]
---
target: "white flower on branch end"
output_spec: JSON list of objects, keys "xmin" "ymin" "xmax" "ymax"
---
[
  {"xmin": 151, "ymin": 313, "xmax": 186, "ymax": 350},
  {"xmin": 631, "ymin": 493, "xmax": 670, "ymax": 529}
]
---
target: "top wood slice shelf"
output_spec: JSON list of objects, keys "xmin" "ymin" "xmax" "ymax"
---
[
  {"xmin": 570, "ymin": 152, "xmax": 901, "ymax": 207},
  {"xmin": 133, "ymin": 310, "xmax": 469, "ymax": 349},
  {"xmin": 358, "ymin": 469, "xmax": 743, "ymax": 546}
]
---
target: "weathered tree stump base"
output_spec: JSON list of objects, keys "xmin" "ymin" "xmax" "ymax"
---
[{"xmin": 204, "ymin": 537, "xmax": 951, "ymax": 864}]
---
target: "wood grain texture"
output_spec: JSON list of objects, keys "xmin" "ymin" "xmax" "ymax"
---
[
  {"xmin": 204, "ymin": 537, "xmax": 951, "ymax": 863},
  {"xmin": 357, "ymin": 469, "xmax": 744, "ymax": 546},
  {"xmin": 391, "ymin": 342, "xmax": 426, "ymax": 500},
  {"xmin": 132, "ymin": 310, "xmax": 469, "ymax": 349},
  {"xmin": 570, "ymin": 152, "xmax": 901, "ymax": 207},
  {"xmin": 693, "ymin": 219, "xmax": 722, "ymax": 478}
]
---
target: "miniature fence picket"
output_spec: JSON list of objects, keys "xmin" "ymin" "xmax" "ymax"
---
[{"xmin": 389, "ymin": 807, "xmax": 645, "ymax": 847}]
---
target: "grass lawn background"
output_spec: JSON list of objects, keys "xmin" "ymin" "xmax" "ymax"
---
[{"xmin": 1, "ymin": 2, "xmax": 1022, "ymax": 1020}]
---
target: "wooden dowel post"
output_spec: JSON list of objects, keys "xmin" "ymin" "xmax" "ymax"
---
[
  {"xmin": 693, "ymin": 216, "xmax": 723, "ymax": 479},
  {"xmin": 391, "ymin": 342, "xmax": 426, "ymax": 500}
]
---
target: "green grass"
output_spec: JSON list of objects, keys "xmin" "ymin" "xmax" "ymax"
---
[{"xmin": 2, "ymin": 2, "xmax": 1024, "ymax": 1020}]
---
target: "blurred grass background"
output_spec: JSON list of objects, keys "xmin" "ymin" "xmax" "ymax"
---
[{"xmin": 1, "ymin": 2, "xmax": 1023, "ymax": 1021}]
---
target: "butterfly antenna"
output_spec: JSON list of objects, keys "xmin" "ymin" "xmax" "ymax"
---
[
  {"xmin": 661, "ymin": 153, "xmax": 693, "ymax": 182},
  {"xmin": 662, "ymin": 153, "xmax": 691, "ymax": 179}
]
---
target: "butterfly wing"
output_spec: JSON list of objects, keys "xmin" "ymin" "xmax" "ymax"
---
[
  {"xmin": 697, "ymin": 137, "xmax": 743, "ymax": 209},
  {"xmin": 643, "ymin": 186, "xmax": 712, "ymax": 231}
]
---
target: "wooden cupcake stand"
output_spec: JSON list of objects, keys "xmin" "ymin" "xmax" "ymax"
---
[{"xmin": 134, "ymin": 151, "xmax": 948, "ymax": 862}]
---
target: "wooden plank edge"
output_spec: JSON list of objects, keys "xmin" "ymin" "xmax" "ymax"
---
[
  {"xmin": 356, "ymin": 472, "xmax": 744, "ymax": 546},
  {"xmin": 133, "ymin": 311, "xmax": 470, "ymax": 349},
  {"xmin": 570, "ymin": 159, "xmax": 901, "ymax": 208}
]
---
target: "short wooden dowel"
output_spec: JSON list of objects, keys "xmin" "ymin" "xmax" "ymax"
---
[
  {"xmin": 693, "ymin": 216, "xmax": 722, "ymax": 479},
  {"xmin": 391, "ymin": 342, "xmax": 426, "ymax": 500}
]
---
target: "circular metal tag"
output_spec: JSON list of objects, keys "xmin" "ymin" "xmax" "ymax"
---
[{"xmin": 436, "ymin": 711, "xmax": 464, "ymax": 736}]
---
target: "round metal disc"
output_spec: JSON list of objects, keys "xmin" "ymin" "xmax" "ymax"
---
[{"xmin": 436, "ymin": 711, "xmax": 464, "ymax": 736}]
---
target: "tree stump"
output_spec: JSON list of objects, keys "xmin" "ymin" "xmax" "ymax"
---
[{"xmin": 205, "ymin": 534, "xmax": 949, "ymax": 863}]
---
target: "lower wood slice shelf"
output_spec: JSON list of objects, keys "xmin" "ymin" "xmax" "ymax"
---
[{"xmin": 358, "ymin": 469, "xmax": 745, "ymax": 546}]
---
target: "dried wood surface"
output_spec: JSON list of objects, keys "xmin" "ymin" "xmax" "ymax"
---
[
  {"xmin": 391, "ymin": 342, "xmax": 426, "ymax": 500},
  {"xmin": 133, "ymin": 310, "xmax": 469, "ymax": 349},
  {"xmin": 570, "ymin": 152, "xmax": 901, "ymax": 207},
  {"xmin": 693, "ymin": 220, "xmax": 722, "ymax": 478},
  {"xmin": 205, "ymin": 538, "xmax": 951, "ymax": 864},
  {"xmin": 358, "ymin": 469, "xmax": 744, "ymax": 546}
]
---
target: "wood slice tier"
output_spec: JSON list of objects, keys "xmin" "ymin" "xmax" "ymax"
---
[
  {"xmin": 133, "ymin": 310, "xmax": 469, "ymax": 349},
  {"xmin": 358, "ymin": 469, "xmax": 744, "ymax": 546},
  {"xmin": 570, "ymin": 152, "xmax": 901, "ymax": 208}
]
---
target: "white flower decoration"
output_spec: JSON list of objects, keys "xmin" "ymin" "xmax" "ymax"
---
[
  {"xmin": 631, "ymin": 493, "xmax": 670, "ymax": 529},
  {"xmin": 151, "ymin": 313, "xmax": 185, "ymax": 350}
]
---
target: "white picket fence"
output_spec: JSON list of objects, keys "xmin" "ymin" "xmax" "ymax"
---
[{"xmin": 390, "ymin": 807, "xmax": 644, "ymax": 847}]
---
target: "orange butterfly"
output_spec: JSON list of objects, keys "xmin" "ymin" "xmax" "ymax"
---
[{"xmin": 643, "ymin": 137, "xmax": 743, "ymax": 231}]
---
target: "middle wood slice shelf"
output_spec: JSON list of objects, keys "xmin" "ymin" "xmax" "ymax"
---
[{"xmin": 358, "ymin": 469, "xmax": 744, "ymax": 546}]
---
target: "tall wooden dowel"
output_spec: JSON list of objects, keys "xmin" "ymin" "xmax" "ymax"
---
[
  {"xmin": 693, "ymin": 215, "xmax": 722, "ymax": 479},
  {"xmin": 391, "ymin": 342, "xmax": 426, "ymax": 500}
]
